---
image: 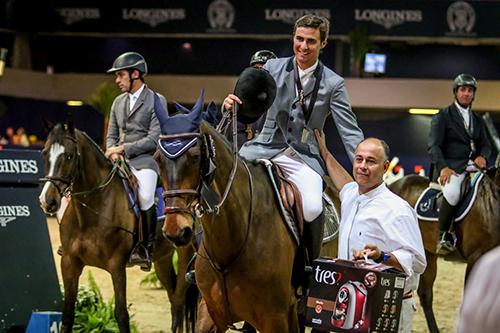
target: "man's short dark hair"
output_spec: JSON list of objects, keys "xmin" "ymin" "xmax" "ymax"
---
[
  {"xmin": 362, "ymin": 137, "xmax": 391, "ymax": 161},
  {"xmin": 293, "ymin": 14, "xmax": 330, "ymax": 42}
]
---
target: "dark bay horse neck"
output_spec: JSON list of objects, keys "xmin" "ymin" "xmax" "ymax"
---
[
  {"xmin": 159, "ymin": 121, "xmax": 300, "ymax": 332},
  {"xmin": 389, "ymin": 169, "xmax": 500, "ymax": 333},
  {"xmin": 198, "ymin": 122, "xmax": 256, "ymax": 266},
  {"xmin": 69, "ymin": 130, "xmax": 133, "ymax": 230}
]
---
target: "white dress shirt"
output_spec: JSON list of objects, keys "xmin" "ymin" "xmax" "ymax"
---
[
  {"xmin": 129, "ymin": 83, "xmax": 145, "ymax": 112},
  {"xmin": 454, "ymin": 101, "xmax": 471, "ymax": 129},
  {"xmin": 338, "ymin": 181, "xmax": 427, "ymax": 293},
  {"xmin": 298, "ymin": 60, "xmax": 318, "ymax": 87}
]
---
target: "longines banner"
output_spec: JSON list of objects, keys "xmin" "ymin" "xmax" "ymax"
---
[
  {"xmin": 17, "ymin": 0, "xmax": 499, "ymax": 39},
  {"xmin": 0, "ymin": 149, "xmax": 44, "ymax": 185}
]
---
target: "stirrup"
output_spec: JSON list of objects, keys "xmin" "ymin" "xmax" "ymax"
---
[
  {"xmin": 127, "ymin": 244, "xmax": 152, "ymax": 271},
  {"xmin": 436, "ymin": 232, "xmax": 456, "ymax": 255},
  {"xmin": 185, "ymin": 270, "xmax": 196, "ymax": 285}
]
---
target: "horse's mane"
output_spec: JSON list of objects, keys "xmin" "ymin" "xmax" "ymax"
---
[
  {"xmin": 74, "ymin": 129, "xmax": 112, "ymax": 166},
  {"xmin": 200, "ymin": 121, "xmax": 233, "ymax": 155}
]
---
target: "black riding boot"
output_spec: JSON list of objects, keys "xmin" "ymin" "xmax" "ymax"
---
[
  {"xmin": 304, "ymin": 212, "xmax": 325, "ymax": 268},
  {"xmin": 437, "ymin": 198, "xmax": 456, "ymax": 255},
  {"xmin": 129, "ymin": 206, "xmax": 157, "ymax": 271}
]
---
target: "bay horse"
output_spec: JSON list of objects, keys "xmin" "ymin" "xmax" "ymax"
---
[
  {"xmin": 38, "ymin": 121, "xmax": 196, "ymax": 333},
  {"xmin": 389, "ymin": 167, "xmax": 500, "ymax": 333},
  {"xmin": 154, "ymin": 95, "xmax": 301, "ymax": 332}
]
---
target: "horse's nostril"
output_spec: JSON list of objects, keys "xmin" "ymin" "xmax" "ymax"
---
[{"xmin": 179, "ymin": 227, "xmax": 193, "ymax": 243}]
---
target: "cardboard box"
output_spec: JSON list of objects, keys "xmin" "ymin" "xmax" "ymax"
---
[{"xmin": 306, "ymin": 258, "xmax": 406, "ymax": 332}]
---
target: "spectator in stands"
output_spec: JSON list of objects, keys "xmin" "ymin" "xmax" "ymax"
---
[{"xmin": 16, "ymin": 127, "xmax": 30, "ymax": 147}]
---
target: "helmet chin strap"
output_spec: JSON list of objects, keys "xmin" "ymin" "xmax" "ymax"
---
[{"xmin": 127, "ymin": 69, "xmax": 141, "ymax": 93}]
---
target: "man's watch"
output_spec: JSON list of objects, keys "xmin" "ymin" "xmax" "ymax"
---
[{"xmin": 374, "ymin": 251, "xmax": 390, "ymax": 263}]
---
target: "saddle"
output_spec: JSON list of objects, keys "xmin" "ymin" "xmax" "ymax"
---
[
  {"xmin": 258, "ymin": 159, "xmax": 304, "ymax": 245},
  {"xmin": 415, "ymin": 172, "xmax": 484, "ymax": 222},
  {"xmin": 114, "ymin": 160, "xmax": 145, "ymax": 244}
]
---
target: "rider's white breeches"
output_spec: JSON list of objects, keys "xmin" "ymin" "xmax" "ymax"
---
[
  {"xmin": 131, "ymin": 168, "xmax": 157, "ymax": 210},
  {"xmin": 440, "ymin": 172, "xmax": 466, "ymax": 206},
  {"xmin": 272, "ymin": 148, "xmax": 323, "ymax": 222}
]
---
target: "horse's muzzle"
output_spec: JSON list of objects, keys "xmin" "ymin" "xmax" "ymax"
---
[{"xmin": 163, "ymin": 225, "xmax": 193, "ymax": 247}]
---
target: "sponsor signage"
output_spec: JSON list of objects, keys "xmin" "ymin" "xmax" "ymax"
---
[
  {"xmin": 0, "ymin": 149, "xmax": 44, "ymax": 185},
  {"xmin": 306, "ymin": 258, "xmax": 406, "ymax": 333},
  {"xmin": 0, "ymin": 183, "xmax": 61, "ymax": 330},
  {"xmin": 3, "ymin": 1, "xmax": 498, "ymax": 39}
]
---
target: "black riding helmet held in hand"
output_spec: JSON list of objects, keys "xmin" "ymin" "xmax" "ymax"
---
[
  {"xmin": 453, "ymin": 73, "xmax": 477, "ymax": 92},
  {"xmin": 249, "ymin": 50, "xmax": 277, "ymax": 67}
]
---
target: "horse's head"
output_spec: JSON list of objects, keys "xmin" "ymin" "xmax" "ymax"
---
[
  {"xmin": 39, "ymin": 121, "xmax": 79, "ymax": 215},
  {"xmin": 154, "ymin": 92, "xmax": 211, "ymax": 246}
]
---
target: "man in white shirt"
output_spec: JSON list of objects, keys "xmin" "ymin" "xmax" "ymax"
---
[
  {"xmin": 428, "ymin": 74, "xmax": 491, "ymax": 255},
  {"xmin": 314, "ymin": 132, "xmax": 426, "ymax": 333}
]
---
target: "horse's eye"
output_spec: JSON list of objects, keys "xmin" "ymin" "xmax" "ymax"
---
[{"xmin": 65, "ymin": 153, "xmax": 73, "ymax": 160}]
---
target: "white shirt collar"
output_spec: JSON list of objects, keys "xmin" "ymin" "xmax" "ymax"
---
[
  {"xmin": 454, "ymin": 100, "xmax": 470, "ymax": 114},
  {"xmin": 357, "ymin": 182, "xmax": 386, "ymax": 203},
  {"xmin": 129, "ymin": 84, "xmax": 145, "ymax": 110},
  {"xmin": 454, "ymin": 101, "xmax": 471, "ymax": 127},
  {"xmin": 297, "ymin": 60, "xmax": 318, "ymax": 86}
]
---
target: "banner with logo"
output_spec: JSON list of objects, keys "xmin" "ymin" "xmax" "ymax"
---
[
  {"xmin": 0, "ymin": 178, "xmax": 61, "ymax": 330},
  {"xmin": 0, "ymin": 149, "xmax": 44, "ymax": 185},
  {"xmin": 36, "ymin": 0, "xmax": 500, "ymax": 39}
]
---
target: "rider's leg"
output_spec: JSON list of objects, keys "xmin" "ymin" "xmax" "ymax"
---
[
  {"xmin": 437, "ymin": 172, "xmax": 464, "ymax": 254},
  {"xmin": 130, "ymin": 168, "xmax": 158, "ymax": 271},
  {"xmin": 271, "ymin": 149, "xmax": 324, "ymax": 264}
]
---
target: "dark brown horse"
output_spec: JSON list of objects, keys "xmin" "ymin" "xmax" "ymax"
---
[
  {"xmin": 155, "ymin": 101, "xmax": 301, "ymax": 331},
  {"xmin": 39, "ymin": 122, "xmax": 196, "ymax": 333},
  {"xmin": 389, "ymin": 168, "xmax": 500, "ymax": 333}
]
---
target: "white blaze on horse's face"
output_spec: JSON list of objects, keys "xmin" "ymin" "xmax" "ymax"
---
[{"xmin": 39, "ymin": 142, "xmax": 65, "ymax": 208}]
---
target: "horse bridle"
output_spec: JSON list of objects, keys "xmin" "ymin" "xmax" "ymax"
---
[
  {"xmin": 40, "ymin": 135, "xmax": 80, "ymax": 198},
  {"xmin": 40, "ymin": 133, "xmax": 120, "ymax": 199},
  {"xmin": 160, "ymin": 132, "xmax": 220, "ymax": 219}
]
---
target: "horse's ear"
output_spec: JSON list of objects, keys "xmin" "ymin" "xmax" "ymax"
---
[
  {"xmin": 154, "ymin": 93, "xmax": 170, "ymax": 134},
  {"xmin": 42, "ymin": 118, "xmax": 54, "ymax": 132},
  {"xmin": 66, "ymin": 119, "xmax": 75, "ymax": 134},
  {"xmin": 192, "ymin": 89, "xmax": 205, "ymax": 116}
]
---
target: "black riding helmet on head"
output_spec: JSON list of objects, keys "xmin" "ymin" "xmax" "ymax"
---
[
  {"xmin": 249, "ymin": 50, "xmax": 277, "ymax": 67},
  {"xmin": 453, "ymin": 73, "xmax": 477, "ymax": 93},
  {"xmin": 107, "ymin": 52, "xmax": 147, "ymax": 92}
]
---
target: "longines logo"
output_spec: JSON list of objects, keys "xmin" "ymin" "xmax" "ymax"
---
[
  {"xmin": 354, "ymin": 9, "xmax": 422, "ymax": 29},
  {"xmin": 56, "ymin": 8, "xmax": 100, "ymax": 25},
  {"xmin": 446, "ymin": 1, "xmax": 476, "ymax": 36},
  {"xmin": 122, "ymin": 8, "xmax": 186, "ymax": 28},
  {"xmin": 0, "ymin": 159, "xmax": 38, "ymax": 174},
  {"xmin": 0, "ymin": 205, "xmax": 30, "ymax": 227},
  {"xmin": 265, "ymin": 8, "xmax": 331, "ymax": 25},
  {"xmin": 207, "ymin": 0, "xmax": 235, "ymax": 32}
]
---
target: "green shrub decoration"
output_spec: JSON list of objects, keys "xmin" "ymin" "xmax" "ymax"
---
[
  {"xmin": 139, "ymin": 269, "xmax": 163, "ymax": 289},
  {"xmin": 62, "ymin": 272, "xmax": 138, "ymax": 333}
]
